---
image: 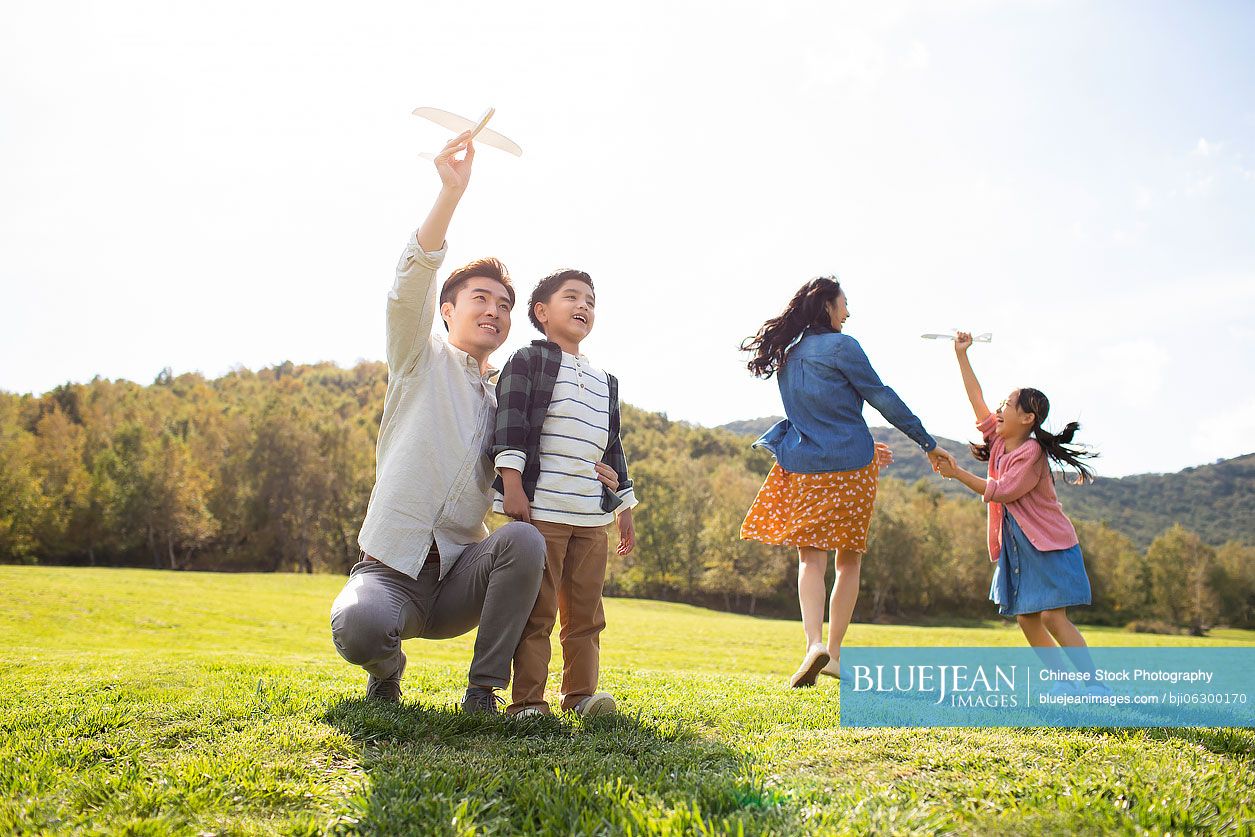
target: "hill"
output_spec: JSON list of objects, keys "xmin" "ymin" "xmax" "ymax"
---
[
  {"xmin": 720, "ymin": 416, "xmax": 1255, "ymax": 547},
  {"xmin": 4, "ymin": 364, "xmax": 1249, "ymax": 628},
  {"xmin": 1055, "ymin": 453, "xmax": 1255, "ymax": 548}
]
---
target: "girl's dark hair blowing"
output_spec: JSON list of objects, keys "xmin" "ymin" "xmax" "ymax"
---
[
  {"xmin": 970, "ymin": 387, "xmax": 1098, "ymax": 484},
  {"xmin": 741, "ymin": 277, "xmax": 842, "ymax": 378}
]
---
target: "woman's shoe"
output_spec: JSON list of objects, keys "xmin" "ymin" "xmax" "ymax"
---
[{"xmin": 790, "ymin": 646, "xmax": 831, "ymax": 688}]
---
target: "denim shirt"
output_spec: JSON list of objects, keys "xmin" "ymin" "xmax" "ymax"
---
[{"xmin": 754, "ymin": 328, "xmax": 937, "ymax": 474}]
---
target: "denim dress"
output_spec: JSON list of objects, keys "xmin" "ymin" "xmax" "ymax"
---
[{"xmin": 989, "ymin": 511, "xmax": 1092, "ymax": 617}]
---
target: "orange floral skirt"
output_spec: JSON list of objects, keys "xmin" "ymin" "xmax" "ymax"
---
[{"xmin": 739, "ymin": 460, "xmax": 880, "ymax": 552}]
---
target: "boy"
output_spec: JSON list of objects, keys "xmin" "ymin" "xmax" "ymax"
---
[{"xmin": 492, "ymin": 269, "xmax": 638, "ymax": 718}]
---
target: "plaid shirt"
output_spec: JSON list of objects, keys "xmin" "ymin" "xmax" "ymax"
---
[{"xmin": 491, "ymin": 340, "xmax": 632, "ymax": 513}]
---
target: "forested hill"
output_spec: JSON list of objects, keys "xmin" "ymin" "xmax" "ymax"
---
[
  {"xmin": 720, "ymin": 416, "xmax": 1255, "ymax": 548},
  {"xmin": 3, "ymin": 364, "xmax": 1251, "ymax": 628}
]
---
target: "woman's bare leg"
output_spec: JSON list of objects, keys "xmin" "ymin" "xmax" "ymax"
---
[
  {"xmin": 826, "ymin": 548, "xmax": 863, "ymax": 662},
  {"xmin": 797, "ymin": 547, "xmax": 829, "ymax": 649}
]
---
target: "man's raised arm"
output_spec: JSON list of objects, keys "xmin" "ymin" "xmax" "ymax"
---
[
  {"xmin": 418, "ymin": 130, "xmax": 475, "ymax": 252},
  {"xmin": 387, "ymin": 132, "xmax": 476, "ymax": 376}
]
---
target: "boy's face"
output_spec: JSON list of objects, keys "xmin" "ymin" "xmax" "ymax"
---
[
  {"xmin": 441, "ymin": 278, "xmax": 512, "ymax": 356},
  {"xmin": 535, "ymin": 278, "xmax": 596, "ymax": 345}
]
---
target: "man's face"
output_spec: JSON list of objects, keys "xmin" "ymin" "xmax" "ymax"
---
[
  {"xmin": 534, "ymin": 278, "xmax": 596, "ymax": 345},
  {"xmin": 441, "ymin": 278, "xmax": 512, "ymax": 356}
]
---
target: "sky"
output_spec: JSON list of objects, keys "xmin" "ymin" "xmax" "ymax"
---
[{"xmin": 2, "ymin": 0, "xmax": 1253, "ymax": 478}]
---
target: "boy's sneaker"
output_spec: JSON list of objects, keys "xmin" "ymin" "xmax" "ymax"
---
[
  {"xmin": 461, "ymin": 686, "xmax": 505, "ymax": 715},
  {"xmin": 571, "ymin": 692, "xmax": 617, "ymax": 718},
  {"xmin": 366, "ymin": 652, "xmax": 406, "ymax": 703},
  {"xmin": 511, "ymin": 706, "xmax": 548, "ymax": 720}
]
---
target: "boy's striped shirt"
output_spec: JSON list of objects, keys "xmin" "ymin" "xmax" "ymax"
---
[{"xmin": 494, "ymin": 353, "xmax": 637, "ymax": 526}]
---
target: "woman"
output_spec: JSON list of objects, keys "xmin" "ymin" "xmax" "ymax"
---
[{"xmin": 740, "ymin": 277, "xmax": 954, "ymax": 687}]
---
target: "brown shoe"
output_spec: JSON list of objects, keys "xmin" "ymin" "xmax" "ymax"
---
[{"xmin": 790, "ymin": 646, "xmax": 831, "ymax": 688}]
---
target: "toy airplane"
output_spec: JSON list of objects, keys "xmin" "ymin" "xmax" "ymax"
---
[
  {"xmin": 921, "ymin": 330, "xmax": 993, "ymax": 343},
  {"xmin": 413, "ymin": 106, "xmax": 523, "ymax": 158}
]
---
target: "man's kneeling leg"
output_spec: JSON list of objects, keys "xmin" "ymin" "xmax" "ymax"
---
[
  {"xmin": 426, "ymin": 521, "xmax": 546, "ymax": 691},
  {"xmin": 330, "ymin": 560, "xmax": 425, "ymax": 699}
]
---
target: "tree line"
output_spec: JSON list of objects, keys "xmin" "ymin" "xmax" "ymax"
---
[{"xmin": 2, "ymin": 362, "xmax": 1251, "ymax": 631}]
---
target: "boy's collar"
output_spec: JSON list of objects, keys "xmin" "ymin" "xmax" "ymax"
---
[{"xmin": 530, "ymin": 339, "xmax": 590, "ymax": 363}]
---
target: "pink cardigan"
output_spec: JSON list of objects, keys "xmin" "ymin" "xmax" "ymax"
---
[{"xmin": 976, "ymin": 413, "xmax": 1079, "ymax": 562}]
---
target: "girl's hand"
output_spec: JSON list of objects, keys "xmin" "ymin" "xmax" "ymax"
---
[
  {"xmin": 927, "ymin": 448, "xmax": 957, "ymax": 475},
  {"xmin": 954, "ymin": 331, "xmax": 974, "ymax": 354},
  {"xmin": 935, "ymin": 454, "xmax": 959, "ymax": 479},
  {"xmin": 874, "ymin": 442, "xmax": 894, "ymax": 468}
]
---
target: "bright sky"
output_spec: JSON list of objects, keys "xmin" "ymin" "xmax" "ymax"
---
[{"xmin": 3, "ymin": 1, "xmax": 1253, "ymax": 478}]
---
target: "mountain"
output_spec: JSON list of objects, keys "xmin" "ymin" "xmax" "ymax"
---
[
  {"xmin": 1053, "ymin": 454, "xmax": 1255, "ymax": 548},
  {"xmin": 718, "ymin": 416, "xmax": 1255, "ymax": 548}
]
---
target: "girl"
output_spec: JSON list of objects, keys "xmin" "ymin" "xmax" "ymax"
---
[
  {"xmin": 936, "ymin": 331, "xmax": 1098, "ymax": 650},
  {"xmin": 740, "ymin": 277, "xmax": 954, "ymax": 688}
]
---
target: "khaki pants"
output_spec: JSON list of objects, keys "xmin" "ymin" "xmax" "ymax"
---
[{"xmin": 509, "ymin": 520, "xmax": 609, "ymax": 714}]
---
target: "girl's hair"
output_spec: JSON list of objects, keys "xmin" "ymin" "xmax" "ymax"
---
[
  {"xmin": 741, "ymin": 277, "xmax": 842, "ymax": 378},
  {"xmin": 970, "ymin": 387, "xmax": 1098, "ymax": 484}
]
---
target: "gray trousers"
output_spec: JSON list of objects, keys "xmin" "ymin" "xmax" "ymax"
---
[{"xmin": 330, "ymin": 521, "xmax": 546, "ymax": 690}]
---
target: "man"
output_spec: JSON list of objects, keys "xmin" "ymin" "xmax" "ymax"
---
[{"xmin": 330, "ymin": 131, "xmax": 618, "ymax": 713}]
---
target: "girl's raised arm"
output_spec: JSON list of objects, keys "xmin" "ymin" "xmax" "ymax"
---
[{"xmin": 955, "ymin": 332, "xmax": 991, "ymax": 421}]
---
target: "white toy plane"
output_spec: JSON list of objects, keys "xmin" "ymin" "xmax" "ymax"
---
[
  {"xmin": 413, "ymin": 106, "xmax": 523, "ymax": 159},
  {"xmin": 921, "ymin": 330, "xmax": 993, "ymax": 343}
]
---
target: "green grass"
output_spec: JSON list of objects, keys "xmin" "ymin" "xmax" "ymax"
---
[{"xmin": 1, "ymin": 565, "xmax": 1252, "ymax": 835}]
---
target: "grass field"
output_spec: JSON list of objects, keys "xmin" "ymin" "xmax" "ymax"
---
[{"xmin": 1, "ymin": 565, "xmax": 1252, "ymax": 835}]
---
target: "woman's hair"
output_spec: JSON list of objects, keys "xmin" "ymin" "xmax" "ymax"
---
[
  {"xmin": 741, "ymin": 277, "xmax": 842, "ymax": 378},
  {"xmin": 970, "ymin": 387, "xmax": 1098, "ymax": 484}
]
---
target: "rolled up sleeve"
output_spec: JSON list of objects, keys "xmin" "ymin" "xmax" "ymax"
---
[
  {"xmin": 386, "ymin": 233, "xmax": 447, "ymax": 377},
  {"xmin": 494, "ymin": 449, "xmax": 527, "ymax": 474},
  {"xmin": 615, "ymin": 479, "xmax": 638, "ymax": 514},
  {"xmin": 976, "ymin": 412, "xmax": 997, "ymax": 444}
]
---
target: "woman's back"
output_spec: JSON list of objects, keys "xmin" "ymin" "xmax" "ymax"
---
[{"xmin": 755, "ymin": 328, "xmax": 935, "ymax": 473}]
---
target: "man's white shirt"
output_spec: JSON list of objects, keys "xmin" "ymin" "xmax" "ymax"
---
[{"xmin": 356, "ymin": 233, "xmax": 497, "ymax": 580}]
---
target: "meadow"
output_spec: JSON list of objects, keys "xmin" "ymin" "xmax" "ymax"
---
[{"xmin": 1, "ymin": 565, "xmax": 1252, "ymax": 835}]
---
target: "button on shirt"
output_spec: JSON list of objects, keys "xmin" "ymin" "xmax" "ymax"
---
[
  {"xmin": 755, "ymin": 329, "xmax": 937, "ymax": 473},
  {"xmin": 356, "ymin": 232, "xmax": 498, "ymax": 580},
  {"xmin": 493, "ymin": 353, "xmax": 639, "ymax": 526}
]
